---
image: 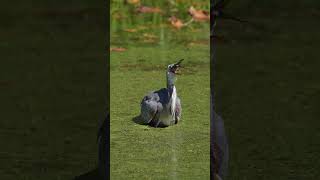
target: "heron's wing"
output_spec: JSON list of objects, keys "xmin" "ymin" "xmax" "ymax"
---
[
  {"xmin": 153, "ymin": 88, "xmax": 170, "ymax": 105},
  {"xmin": 140, "ymin": 88, "xmax": 170, "ymax": 125},
  {"xmin": 140, "ymin": 99, "xmax": 158, "ymax": 124},
  {"xmin": 140, "ymin": 90, "xmax": 165, "ymax": 123}
]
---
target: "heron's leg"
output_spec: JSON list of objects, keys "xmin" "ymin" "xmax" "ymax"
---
[{"xmin": 174, "ymin": 115, "xmax": 180, "ymax": 124}]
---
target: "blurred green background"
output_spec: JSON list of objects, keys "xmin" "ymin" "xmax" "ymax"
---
[
  {"xmin": 0, "ymin": 1, "xmax": 107, "ymax": 179},
  {"xmin": 214, "ymin": 0, "xmax": 320, "ymax": 179}
]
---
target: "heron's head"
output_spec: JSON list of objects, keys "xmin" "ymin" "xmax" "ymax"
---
[
  {"xmin": 167, "ymin": 59, "xmax": 183, "ymax": 85},
  {"xmin": 167, "ymin": 59, "xmax": 183, "ymax": 75}
]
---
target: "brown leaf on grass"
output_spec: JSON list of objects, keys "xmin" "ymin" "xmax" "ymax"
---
[
  {"xmin": 187, "ymin": 40, "xmax": 210, "ymax": 47},
  {"xmin": 123, "ymin": 28, "xmax": 138, "ymax": 33},
  {"xmin": 188, "ymin": 6, "xmax": 210, "ymax": 22},
  {"xmin": 136, "ymin": 6, "xmax": 163, "ymax": 14},
  {"xmin": 169, "ymin": 16, "xmax": 184, "ymax": 29},
  {"xmin": 125, "ymin": 0, "xmax": 140, "ymax": 5},
  {"xmin": 110, "ymin": 47, "xmax": 127, "ymax": 52}
]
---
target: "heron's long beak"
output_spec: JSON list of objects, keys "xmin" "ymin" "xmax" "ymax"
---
[{"xmin": 174, "ymin": 59, "xmax": 184, "ymax": 67}]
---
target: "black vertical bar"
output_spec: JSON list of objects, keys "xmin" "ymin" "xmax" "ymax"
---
[
  {"xmin": 210, "ymin": 0, "xmax": 216, "ymax": 179},
  {"xmin": 96, "ymin": 0, "xmax": 110, "ymax": 179}
]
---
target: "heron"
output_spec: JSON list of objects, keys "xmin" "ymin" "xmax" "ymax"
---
[{"xmin": 140, "ymin": 59, "xmax": 183, "ymax": 127}]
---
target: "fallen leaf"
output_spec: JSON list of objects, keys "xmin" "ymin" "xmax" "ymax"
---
[
  {"xmin": 188, "ymin": 6, "xmax": 210, "ymax": 22},
  {"xmin": 123, "ymin": 28, "xmax": 138, "ymax": 33},
  {"xmin": 136, "ymin": 6, "xmax": 163, "ymax": 14},
  {"xmin": 110, "ymin": 47, "xmax": 127, "ymax": 52},
  {"xmin": 125, "ymin": 0, "xmax": 140, "ymax": 5},
  {"xmin": 169, "ymin": 16, "xmax": 184, "ymax": 29},
  {"xmin": 187, "ymin": 40, "xmax": 209, "ymax": 46}
]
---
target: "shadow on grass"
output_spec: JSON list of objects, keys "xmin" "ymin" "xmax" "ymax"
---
[
  {"xmin": 132, "ymin": 115, "xmax": 168, "ymax": 128},
  {"xmin": 132, "ymin": 115, "xmax": 147, "ymax": 125},
  {"xmin": 73, "ymin": 168, "xmax": 103, "ymax": 180}
]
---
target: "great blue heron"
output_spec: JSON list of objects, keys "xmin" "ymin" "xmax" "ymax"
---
[{"xmin": 140, "ymin": 59, "xmax": 183, "ymax": 127}]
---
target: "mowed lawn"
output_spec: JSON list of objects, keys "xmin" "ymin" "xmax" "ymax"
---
[{"xmin": 110, "ymin": 45, "xmax": 210, "ymax": 179}]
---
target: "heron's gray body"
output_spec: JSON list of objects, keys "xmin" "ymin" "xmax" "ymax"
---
[
  {"xmin": 140, "ymin": 62, "xmax": 183, "ymax": 127},
  {"xmin": 140, "ymin": 87, "xmax": 181, "ymax": 127}
]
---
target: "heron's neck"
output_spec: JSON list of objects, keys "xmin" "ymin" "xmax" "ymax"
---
[
  {"xmin": 166, "ymin": 72, "xmax": 175, "ymax": 92},
  {"xmin": 167, "ymin": 72, "xmax": 177, "ymax": 119}
]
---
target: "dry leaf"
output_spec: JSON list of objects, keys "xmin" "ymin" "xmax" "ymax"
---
[
  {"xmin": 136, "ymin": 6, "xmax": 162, "ymax": 14},
  {"xmin": 110, "ymin": 47, "xmax": 127, "ymax": 52},
  {"xmin": 188, "ymin": 6, "xmax": 210, "ymax": 22},
  {"xmin": 187, "ymin": 40, "xmax": 209, "ymax": 46},
  {"xmin": 123, "ymin": 28, "xmax": 138, "ymax": 33},
  {"xmin": 169, "ymin": 16, "xmax": 184, "ymax": 29},
  {"xmin": 126, "ymin": 0, "xmax": 140, "ymax": 5}
]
